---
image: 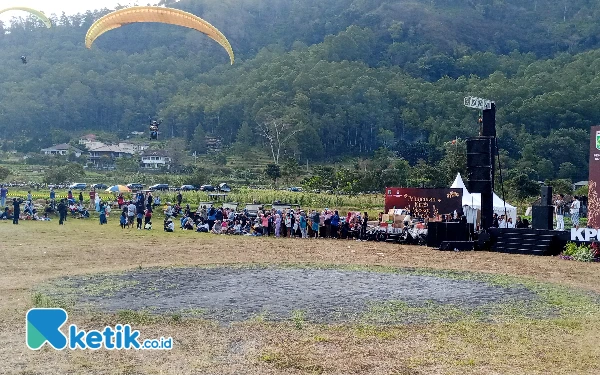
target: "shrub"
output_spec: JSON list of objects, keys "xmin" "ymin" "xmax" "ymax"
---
[{"xmin": 562, "ymin": 242, "xmax": 597, "ymax": 262}]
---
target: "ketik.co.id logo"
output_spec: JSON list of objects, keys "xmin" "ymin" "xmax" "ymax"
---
[{"xmin": 26, "ymin": 308, "xmax": 173, "ymax": 350}]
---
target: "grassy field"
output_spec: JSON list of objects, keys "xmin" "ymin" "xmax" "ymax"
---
[{"xmin": 1, "ymin": 219, "xmax": 600, "ymax": 374}]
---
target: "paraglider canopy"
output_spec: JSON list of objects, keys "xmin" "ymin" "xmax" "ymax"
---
[
  {"xmin": 0, "ymin": 7, "xmax": 52, "ymax": 28},
  {"xmin": 85, "ymin": 6, "xmax": 235, "ymax": 65}
]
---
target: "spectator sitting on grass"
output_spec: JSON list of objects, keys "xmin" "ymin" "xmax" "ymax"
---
[
  {"xmin": 164, "ymin": 202, "xmax": 174, "ymax": 218},
  {"xmin": 211, "ymin": 220, "xmax": 222, "ymax": 234},
  {"xmin": 0, "ymin": 207, "xmax": 11, "ymax": 220},
  {"xmin": 164, "ymin": 218, "xmax": 174, "ymax": 232}
]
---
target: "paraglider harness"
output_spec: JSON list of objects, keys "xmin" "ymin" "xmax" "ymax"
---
[{"xmin": 149, "ymin": 119, "xmax": 162, "ymax": 140}]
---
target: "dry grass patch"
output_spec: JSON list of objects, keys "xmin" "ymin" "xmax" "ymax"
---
[{"xmin": 1, "ymin": 220, "xmax": 600, "ymax": 374}]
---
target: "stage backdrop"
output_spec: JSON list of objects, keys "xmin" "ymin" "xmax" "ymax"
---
[
  {"xmin": 385, "ymin": 188, "xmax": 463, "ymax": 218},
  {"xmin": 589, "ymin": 126, "xmax": 600, "ymax": 228}
]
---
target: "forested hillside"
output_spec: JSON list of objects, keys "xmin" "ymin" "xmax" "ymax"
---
[{"xmin": 0, "ymin": 0, "xmax": 598, "ymax": 190}]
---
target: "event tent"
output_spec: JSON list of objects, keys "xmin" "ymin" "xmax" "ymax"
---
[{"xmin": 450, "ymin": 173, "xmax": 517, "ymax": 225}]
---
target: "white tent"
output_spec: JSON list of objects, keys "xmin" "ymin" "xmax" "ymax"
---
[{"xmin": 451, "ymin": 173, "xmax": 517, "ymax": 225}]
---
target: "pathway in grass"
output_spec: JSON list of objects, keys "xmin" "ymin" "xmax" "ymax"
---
[{"xmin": 36, "ymin": 265, "xmax": 589, "ymax": 324}]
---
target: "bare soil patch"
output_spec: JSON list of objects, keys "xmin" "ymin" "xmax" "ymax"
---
[{"xmin": 40, "ymin": 266, "xmax": 539, "ymax": 323}]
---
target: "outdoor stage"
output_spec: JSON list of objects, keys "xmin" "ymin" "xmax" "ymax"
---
[{"xmin": 430, "ymin": 224, "xmax": 570, "ymax": 256}]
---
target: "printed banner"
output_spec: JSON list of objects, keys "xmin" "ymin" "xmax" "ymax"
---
[
  {"xmin": 384, "ymin": 188, "xmax": 463, "ymax": 218},
  {"xmin": 589, "ymin": 126, "xmax": 600, "ymax": 228}
]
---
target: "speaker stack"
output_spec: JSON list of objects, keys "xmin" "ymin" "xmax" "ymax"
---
[
  {"xmin": 467, "ymin": 137, "xmax": 495, "ymax": 229},
  {"xmin": 466, "ymin": 137, "xmax": 494, "ymax": 193},
  {"xmin": 532, "ymin": 186, "xmax": 554, "ymax": 230}
]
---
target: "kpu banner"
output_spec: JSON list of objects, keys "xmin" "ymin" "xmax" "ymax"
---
[{"xmin": 589, "ymin": 126, "xmax": 600, "ymax": 229}]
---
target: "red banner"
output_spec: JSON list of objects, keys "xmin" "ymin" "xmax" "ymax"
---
[
  {"xmin": 384, "ymin": 188, "xmax": 463, "ymax": 218},
  {"xmin": 589, "ymin": 126, "xmax": 600, "ymax": 228}
]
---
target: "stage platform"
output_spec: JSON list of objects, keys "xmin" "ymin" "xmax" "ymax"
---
[
  {"xmin": 430, "ymin": 228, "xmax": 570, "ymax": 256},
  {"xmin": 486, "ymin": 228, "xmax": 570, "ymax": 256}
]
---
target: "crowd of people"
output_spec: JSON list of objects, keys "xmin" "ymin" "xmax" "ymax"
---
[
  {"xmin": 554, "ymin": 194, "xmax": 582, "ymax": 230},
  {"xmin": 167, "ymin": 204, "xmax": 371, "ymax": 240},
  {"xmin": 1, "ymin": 183, "xmax": 586, "ymax": 237}
]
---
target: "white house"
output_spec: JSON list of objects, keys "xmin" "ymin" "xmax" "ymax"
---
[
  {"xmin": 41, "ymin": 144, "xmax": 83, "ymax": 157},
  {"xmin": 141, "ymin": 150, "xmax": 171, "ymax": 169},
  {"xmin": 88, "ymin": 145, "xmax": 135, "ymax": 167},
  {"xmin": 78, "ymin": 134, "xmax": 107, "ymax": 150},
  {"xmin": 118, "ymin": 142, "xmax": 149, "ymax": 153}
]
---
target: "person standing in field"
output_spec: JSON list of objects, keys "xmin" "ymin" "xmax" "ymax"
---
[
  {"xmin": 311, "ymin": 210, "xmax": 320, "ymax": 239},
  {"xmin": 89, "ymin": 188, "xmax": 96, "ymax": 209},
  {"xmin": 144, "ymin": 206, "xmax": 153, "ymax": 228},
  {"xmin": 12, "ymin": 198, "xmax": 21, "ymax": 224},
  {"xmin": 94, "ymin": 193, "xmax": 101, "ymax": 212},
  {"xmin": 49, "ymin": 187, "xmax": 56, "ymax": 209},
  {"xmin": 275, "ymin": 213, "xmax": 281, "ymax": 237},
  {"xmin": 361, "ymin": 212, "xmax": 369, "ymax": 240},
  {"xmin": 127, "ymin": 200, "xmax": 136, "ymax": 228},
  {"xmin": 555, "ymin": 194, "xmax": 566, "ymax": 231},
  {"xmin": 57, "ymin": 199, "xmax": 67, "ymax": 225},
  {"xmin": 330, "ymin": 210, "xmax": 340, "ymax": 238},
  {"xmin": 571, "ymin": 196, "xmax": 581, "ymax": 229},
  {"xmin": 299, "ymin": 211, "xmax": 308, "ymax": 238},
  {"xmin": 0, "ymin": 185, "xmax": 7, "ymax": 208},
  {"xmin": 99, "ymin": 201, "xmax": 108, "ymax": 225}
]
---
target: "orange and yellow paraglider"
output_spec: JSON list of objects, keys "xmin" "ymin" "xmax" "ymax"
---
[{"xmin": 85, "ymin": 6, "xmax": 234, "ymax": 65}]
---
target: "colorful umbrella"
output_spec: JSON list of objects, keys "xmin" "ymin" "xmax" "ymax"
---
[{"xmin": 105, "ymin": 185, "xmax": 131, "ymax": 193}]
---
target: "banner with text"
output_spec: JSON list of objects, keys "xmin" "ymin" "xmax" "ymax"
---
[
  {"xmin": 589, "ymin": 125, "xmax": 600, "ymax": 229},
  {"xmin": 384, "ymin": 188, "xmax": 463, "ymax": 218}
]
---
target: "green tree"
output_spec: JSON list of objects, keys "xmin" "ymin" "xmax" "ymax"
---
[
  {"xmin": 506, "ymin": 174, "xmax": 540, "ymax": 200},
  {"xmin": 0, "ymin": 166, "xmax": 11, "ymax": 181},
  {"xmin": 545, "ymin": 179, "xmax": 574, "ymax": 196},
  {"xmin": 438, "ymin": 139, "xmax": 467, "ymax": 186},
  {"xmin": 43, "ymin": 163, "xmax": 85, "ymax": 184},
  {"xmin": 166, "ymin": 138, "xmax": 188, "ymax": 172},
  {"xmin": 115, "ymin": 157, "xmax": 139, "ymax": 173},
  {"xmin": 234, "ymin": 122, "xmax": 254, "ymax": 149},
  {"xmin": 190, "ymin": 124, "xmax": 207, "ymax": 155},
  {"xmin": 281, "ymin": 158, "xmax": 301, "ymax": 185},
  {"xmin": 557, "ymin": 162, "xmax": 577, "ymax": 180},
  {"xmin": 265, "ymin": 164, "xmax": 281, "ymax": 186}
]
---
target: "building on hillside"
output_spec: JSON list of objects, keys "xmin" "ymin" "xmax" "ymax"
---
[
  {"xmin": 78, "ymin": 134, "xmax": 97, "ymax": 144},
  {"xmin": 206, "ymin": 137, "xmax": 223, "ymax": 153},
  {"xmin": 78, "ymin": 134, "xmax": 106, "ymax": 150},
  {"xmin": 118, "ymin": 142, "xmax": 149, "ymax": 153},
  {"xmin": 40, "ymin": 144, "xmax": 83, "ymax": 157},
  {"xmin": 141, "ymin": 150, "xmax": 171, "ymax": 170},
  {"xmin": 88, "ymin": 145, "xmax": 135, "ymax": 167}
]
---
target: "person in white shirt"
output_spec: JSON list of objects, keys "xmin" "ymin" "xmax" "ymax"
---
[
  {"xmin": 127, "ymin": 201, "xmax": 136, "ymax": 226},
  {"xmin": 164, "ymin": 203, "xmax": 174, "ymax": 218},
  {"xmin": 571, "ymin": 196, "xmax": 581, "ymax": 229},
  {"xmin": 554, "ymin": 194, "xmax": 566, "ymax": 231},
  {"xmin": 506, "ymin": 217, "xmax": 515, "ymax": 228},
  {"xmin": 212, "ymin": 220, "xmax": 222, "ymax": 234},
  {"xmin": 498, "ymin": 215, "xmax": 506, "ymax": 228}
]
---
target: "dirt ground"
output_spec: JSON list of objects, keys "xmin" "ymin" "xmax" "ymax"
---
[
  {"xmin": 1, "ymin": 219, "xmax": 600, "ymax": 374},
  {"xmin": 41, "ymin": 266, "xmax": 539, "ymax": 323}
]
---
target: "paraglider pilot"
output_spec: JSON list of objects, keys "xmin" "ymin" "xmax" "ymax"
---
[
  {"xmin": 21, "ymin": 56, "xmax": 27, "ymax": 64},
  {"xmin": 149, "ymin": 119, "xmax": 162, "ymax": 140}
]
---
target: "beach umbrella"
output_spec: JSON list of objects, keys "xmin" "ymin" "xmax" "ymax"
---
[{"xmin": 105, "ymin": 185, "xmax": 131, "ymax": 193}]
